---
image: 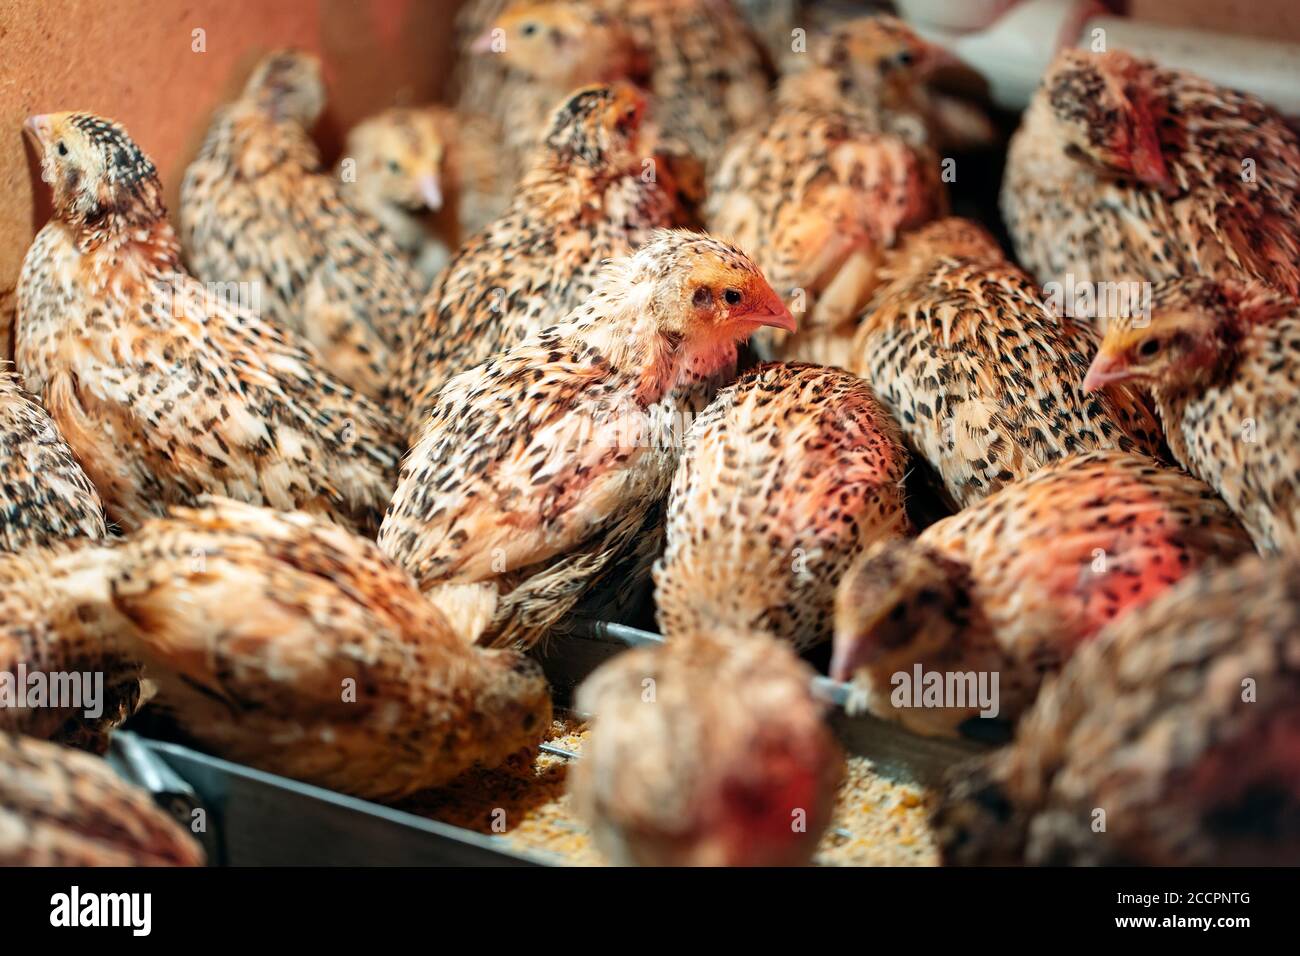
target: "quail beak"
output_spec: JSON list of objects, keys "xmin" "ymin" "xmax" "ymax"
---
[
  {"xmin": 1131, "ymin": 136, "xmax": 1177, "ymax": 196},
  {"xmin": 471, "ymin": 28, "xmax": 499, "ymax": 54},
  {"xmin": 1082, "ymin": 351, "xmax": 1135, "ymax": 392},
  {"xmin": 742, "ymin": 287, "xmax": 797, "ymax": 333},
  {"xmin": 830, "ymin": 629, "xmax": 880, "ymax": 683},
  {"xmin": 916, "ymin": 42, "xmax": 961, "ymax": 77},
  {"xmin": 23, "ymin": 114, "xmax": 54, "ymax": 152},
  {"xmin": 416, "ymin": 172, "xmax": 444, "ymax": 211}
]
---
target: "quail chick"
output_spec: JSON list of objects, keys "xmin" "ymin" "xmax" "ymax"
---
[
  {"xmin": 832, "ymin": 450, "xmax": 1253, "ymax": 738},
  {"xmin": 0, "ymin": 732, "xmax": 204, "ymax": 866},
  {"xmin": 471, "ymin": 0, "xmax": 649, "ymax": 188},
  {"xmin": 571, "ymin": 632, "xmax": 842, "ymax": 866},
  {"xmin": 107, "ymin": 497, "xmax": 552, "ymax": 801},
  {"xmin": 340, "ymin": 105, "xmax": 505, "ymax": 284},
  {"xmin": 380, "ymin": 230, "xmax": 794, "ymax": 648},
  {"xmin": 656, "ymin": 363, "xmax": 909, "ymax": 650},
  {"xmin": 181, "ymin": 51, "xmax": 422, "ymax": 396},
  {"xmin": 18, "ymin": 112, "xmax": 402, "ymax": 536},
  {"xmin": 706, "ymin": 21, "xmax": 949, "ymax": 367},
  {"xmin": 0, "ymin": 543, "xmax": 141, "ymax": 752},
  {"xmin": 0, "ymin": 366, "xmax": 106, "ymax": 551},
  {"xmin": 850, "ymin": 218, "xmax": 1163, "ymax": 509},
  {"xmin": 935, "ymin": 553, "xmax": 1300, "ymax": 865},
  {"xmin": 1004, "ymin": 49, "xmax": 1300, "ymax": 297},
  {"xmin": 396, "ymin": 84, "xmax": 681, "ymax": 436},
  {"xmin": 1085, "ymin": 277, "xmax": 1300, "ymax": 553}
]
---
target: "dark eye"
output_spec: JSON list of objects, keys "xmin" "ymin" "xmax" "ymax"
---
[
  {"xmin": 724, "ymin": 288, "xmax": 743, "ymax": 305},
  {"xmin": 896, "ymin": 50, "xmax": 916, "ymax": 67},
  {"xmin": 522, "ymin": 22, "xmax": 538, "ymax": 36},
  {"xmin": 57, "ymin": 141, "xmax": 68, "ymax": 156},
  {"xmin": 692, "ymin": 287, "xmax": 712, "ymax": 307},
  {"xmin": 386, "ymin": 159, "xmax": 401, "ymax": 173},
  {"xmin": 1138, "ymin": 338, "xmax": 1161, "ymax": 357}
]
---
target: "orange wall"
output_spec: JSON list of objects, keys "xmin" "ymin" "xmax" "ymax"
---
[{"xmin": 0, "ymin": 0, "xmax": 458, "ymax": 358}]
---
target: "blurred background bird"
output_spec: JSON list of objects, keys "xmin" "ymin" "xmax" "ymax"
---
[
  {"xmin": 0, "ymin": 366, "xmax": 106, "ymax": 552},
  {"xmin": 340, "ymin": 105, "xmax": 505, "ymax": 286},
  {"xmin": 832, "ymin": 450, "xmax": 1253, "ymax": 738},
  {"xmin": 0, "ymin": 542, "xmax": 141, "ymax": 753},
  {"xmin": 656, "ymin": 363, "xmax": 909, "ymax": 650},
  {"xmin": 106, "ymin": 498, "xmax": 552, "ymax": 802},
  {"xmin": 1085, "ymin": 276, "xmax": 1300, "ymax": 553},
  {"xmin": 1004, "ymin": 48, "xmax": 1300, "ymax": 297},
  {"xmin": 850, "ymin": 218, "xmax": 1164, "ymax": 509},
  {"xmin": 571, "ymin": 631, "xmax": 842, "ymax": 866},
  {"xmin": 380, "ymin": 230, "xmax": 793, "ymax": 649},
  {"xmin": 18, "ymin": 112, "xmax": 402, "ymax": 536},
  {"xmin": 0, "ymin": 732, "xmax": 205, "ymax": 866},
  {"xmin": 181, "ymin": 50, "xmax": 422, "ymax": 397},
  {"xmin": 706, "ymin": 18, "xmax": 951, "ymax": 368},
  {"xmin": 395, "ymin": 84, "xmax": 681, "ymax": 437},
  {"xmin": 935, "ymin": 553, "xmax": 1300, "ymax": 865}
]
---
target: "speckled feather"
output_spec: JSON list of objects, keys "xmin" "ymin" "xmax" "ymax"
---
[
  {"xmin": 1088, "ymin": 277, "xmax": 1300, "ymax": 553},
  {"xmin": 18, "ymin": 113, "xmax": 402, "ymax": 536},
  {"xmin": 381, "ymin": 230, "xmax": 789, "ymax": 648},
  {"xmin": 833, "ymin": 450, "xmax": 1253, "ymax": 737},
  {"xmin": 396, "ymin": 84, "xmax": 681, "ymax": 436},
  {"xmin": 850, "ymin": 218, "xmax": 1164, "ymax": 509},
  {"xmin": 0, "ymin": 732, "xmax": 205, "ymax": 866},
  {"xmin": 181, "ymin": 51, "xmax": 422, "ymax": 396},
  {"xmin": 1004, "ymin": 49, "xmax": 1300, "ymax": 296},
  {"xmin": 0, "ymin": 366, "xmax": 106, "ymax": 551},
  {"xmin": 936, "ymin": 553, "xmax": 1300, "ymax": 865},
  {"xmin": 107, "ymin": 497, "xmax": 551, "ymax": 801},
  {"xmin": 656, "ymin": 362, "xmax": 909, "ymax": 650}
]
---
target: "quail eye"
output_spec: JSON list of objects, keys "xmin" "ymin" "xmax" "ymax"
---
[
  {"xmin": 387, "ymin": 160, "xmax": 401, "ymax": 173},
  {"xmin": 692, "ymin": 287, "xmax": 713, "ymax": 307},
  {"xmin": 57, "ymin": 141, "xmax": 68, "ymax": 157},
  {"xmin": 723, "ymin": 288, "xmax": 743, "ymax": 305},
  {"xmin": 522, "ymin": 22, "xmax": 538, "ymax": 36},
  {"xmin": 1139, "ymin": 338, "xmax": 1162, "ymax": 357},
  {"xmin": 896, "ymin": 50, "xmax": 916, "ymax": 67}
]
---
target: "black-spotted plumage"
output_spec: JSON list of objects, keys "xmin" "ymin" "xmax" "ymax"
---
[
  {"xmin": 395, "ymin": 84, "xmax": 680, "ymax": 436},
  {"xmin": 936, "ymin": 553, "xmax": 1300, "ymax": 865},
  {"xmin": 381, "ymin": 230, "xmax": 793, "ymax": 648},
  {"xmin": 0, "ymin": 366, "xmax": 106, "ymax": 551},
  {"xmin": 181, "ymin": 50, "xmax": 422, "ymax": 397},
  {"xmin": 656, "ymin": 363, "xmax": 909, "ymax": 650},
  {"xmin": 849, "ymin": 218, "xmax": 1164, "ymax": 509},
  {"xmin": 1004, "ymin": 49, "xmax": 1300, "ymax": 297}
]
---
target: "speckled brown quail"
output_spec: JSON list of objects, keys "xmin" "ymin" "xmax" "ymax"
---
[
  {"xmin": 0, "ymin": 732, "xmax": 205, "ymax": 866},
  {"xmin": 340, "ymin": 105, "xmax": 505, "ymax": 285},
  {"xmin": 706, "ymin": 22, "xmax": 954, "ymax": 367},
  {"xmin": 571, "ymin": 631, "xmax": 842, "ymax": 866},
  {"xmin": 1004, "ymin": 48, "xmax": 1300, "ymax": 297},
  {"xmin": 181, "ymin": 50, "xmax": 422, "ymax": 396},
  {"xmin": 832, "ymin": 450, "xmax": 1253, "ymax": 738},
  {"xmin": 935, "ymin": 552, "xmax": 1300, "ymax": 865},
  {"xmin": 395, "ymin": 84, "xmax": 681, "ymax": 437},
  {"xmin": 1085, "ymin": 276, "xmax": 1300, "ymax": 553},
  {"xmin": 0, "ymin": 365, "xmax": 106, "ymax": 552},
  {"xmin": 0, "ymin": 542, "xmax": 141, "ymax": 753},
  {"xmin": 107, "ymin": 497, "xmax": 552, "ymax": 802},
  {"xmin": 655, "ymin": 363, "xmax": 909, "ymax": 650},
  {"xmin": 849, "ymin": 217, "xmax": 1164, "ymax": 509},
  {"xmin": 380, "ymin": 230, "xmax": 793, "ymax": 649},
  {"xmin": 18, "ymin": 112, "xmax": 402, "ymax": 536}
]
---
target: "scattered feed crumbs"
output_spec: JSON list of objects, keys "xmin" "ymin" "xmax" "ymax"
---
[{"xmin": 397, "ymin": 715, "xmax": 938, "ymax": 866}]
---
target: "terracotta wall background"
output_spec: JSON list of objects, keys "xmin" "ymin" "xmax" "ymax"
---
[{"xmin": 0, "ymin": 0, "xmax": 459, "ymax": 359}]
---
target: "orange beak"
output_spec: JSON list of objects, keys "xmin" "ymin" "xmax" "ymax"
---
[
  {"xmin": 751, "ymin": 304, "xmax": 797, "ymax": 334},
  {"xmin": 1082, "ymin": 351, "xmax": 1133, "ymax": 392}
]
